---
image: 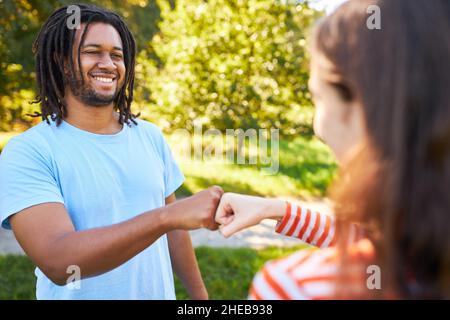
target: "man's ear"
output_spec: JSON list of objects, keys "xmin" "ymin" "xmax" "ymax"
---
[{"xmin": 61, "ymin": 56, "xmax": 72, "ymax": 77}]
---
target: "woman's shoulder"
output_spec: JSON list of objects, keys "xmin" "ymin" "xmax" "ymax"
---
[{"xmin": 249, "ymin": 239, "xmax": 376, "ymax": 300}]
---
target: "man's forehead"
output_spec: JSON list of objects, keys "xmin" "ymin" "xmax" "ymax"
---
[{"xmin": 73, "ymin": 22, "xmax": 123, "ymax": 48}]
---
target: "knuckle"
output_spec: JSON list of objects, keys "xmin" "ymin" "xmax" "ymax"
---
[{"xmin": 212, "ymin": 185, "xmax": 224, "ymax": 195}]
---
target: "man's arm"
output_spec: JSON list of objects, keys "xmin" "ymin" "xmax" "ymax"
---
[
  {"xmin": 10, "ymin": 187, "xmax": 222, "ymax": 286},
  {"xmin": 166, "ymin": 194, "xmax": 208, "ymax": 300}
]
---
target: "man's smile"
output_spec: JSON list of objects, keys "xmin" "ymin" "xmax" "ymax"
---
[{"xmin": 89, "ymin": 72, "xmax": 118, "ymax": 86}]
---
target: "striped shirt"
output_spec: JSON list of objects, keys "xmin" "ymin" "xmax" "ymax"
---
[{"xmin": 249, "ymin": 202, "xmax": 375, "ymax": 300}]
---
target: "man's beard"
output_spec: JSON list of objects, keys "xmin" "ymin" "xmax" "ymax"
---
[{"xmin": 66, "ymin": 72, "xmax": 120, "ymax": 107}]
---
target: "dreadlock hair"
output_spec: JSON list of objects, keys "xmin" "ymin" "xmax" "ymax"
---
[{"xmin": 30, "ymin": 3, "xmax": 139, "ymax": 126}]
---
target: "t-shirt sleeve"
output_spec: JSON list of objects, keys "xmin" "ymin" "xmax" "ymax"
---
[
  {"xmin": 0, "ymin": 137, "xmax": 64, "ymax": 230},
  {"xmin": 154, "ymin": 128, "xmax": 185, "ymax": 198}
]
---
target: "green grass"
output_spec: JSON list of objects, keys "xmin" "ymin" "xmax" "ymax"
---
[
  {"xmin": 0, "ymin": 245, "xmax": 309, "ymax": 300},
  {"xmin": 0, "ymin": 254, "xmax": 37, "ymax": 299},
  {"xmin": 172, "ymin": 135, "xmax": 337, "ymax": 199}
]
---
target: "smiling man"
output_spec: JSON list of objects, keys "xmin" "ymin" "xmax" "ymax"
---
[{"xmin": 0, "ymin": 4, "xmax": 222, "ymax": 299}]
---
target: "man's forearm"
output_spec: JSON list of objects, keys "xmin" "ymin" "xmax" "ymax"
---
[
  {"xmin": 43, "ymin": 206, "xmax": 175, "ymax": 285},
  {"xmin": 168, "ymin": 230, "xmax": 208, "ymax": 299},
  {"xmin": 12, "ymin": 186, "xmax": 222, "ymax": 286}
]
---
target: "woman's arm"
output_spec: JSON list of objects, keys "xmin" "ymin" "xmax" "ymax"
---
[
  {"xmin": 274, "ymin": 201, "xmax": 363, "ymax": 247},
  {"xmin": 215, "ymin": 193, "xmax": 364, "ymax": 247}
]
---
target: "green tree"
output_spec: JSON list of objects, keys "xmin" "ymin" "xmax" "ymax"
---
[{"xmin": 139, "ymin": 0, "xmax": 322, "ymax": 136}]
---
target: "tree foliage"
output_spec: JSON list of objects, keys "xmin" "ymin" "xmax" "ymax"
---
[{"xmin": 139, "ymin": 0, "xmax": 321, "ymax": 135}]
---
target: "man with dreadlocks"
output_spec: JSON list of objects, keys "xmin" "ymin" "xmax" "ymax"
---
[{"xmin": 0, "ymin": 4, "xmax": 222, "ymax": 299}]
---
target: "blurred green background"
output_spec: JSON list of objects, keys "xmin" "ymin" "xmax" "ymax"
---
[{"xmin": 0, "ymin": 0, "xmax": 337, "ymax": 299}]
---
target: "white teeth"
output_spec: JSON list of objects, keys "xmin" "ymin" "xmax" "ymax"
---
[{"xmin": 93, "ymin": 76, "xmax": 113, "ymax": 83}]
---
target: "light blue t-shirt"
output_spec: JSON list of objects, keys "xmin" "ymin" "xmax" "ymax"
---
[{"xmin": 0, "ymin": 118, "xmax": 185, "ymax": 299}]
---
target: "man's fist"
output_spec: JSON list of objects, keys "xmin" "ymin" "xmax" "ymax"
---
[{"xmin": 170, "ymin": 186, "xmax": 224, "ymax": 230}]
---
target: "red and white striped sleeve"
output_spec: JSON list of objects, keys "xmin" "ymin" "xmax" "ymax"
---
[
  {"xmin": 275, "ymin": 202, "xmax": 364, "ymax": 248},
  {"xmin": 248, "ymin": 248, "xmax": 339, "ymax": 300},
  {"xmin": 248, "ymin": 239, "xmax": 376, "ymax": 300}
]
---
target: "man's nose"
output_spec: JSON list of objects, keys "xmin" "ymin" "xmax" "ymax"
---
[{"xmin": 97, "ymin": 53, "xmax": 117, "ymax": 70}]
